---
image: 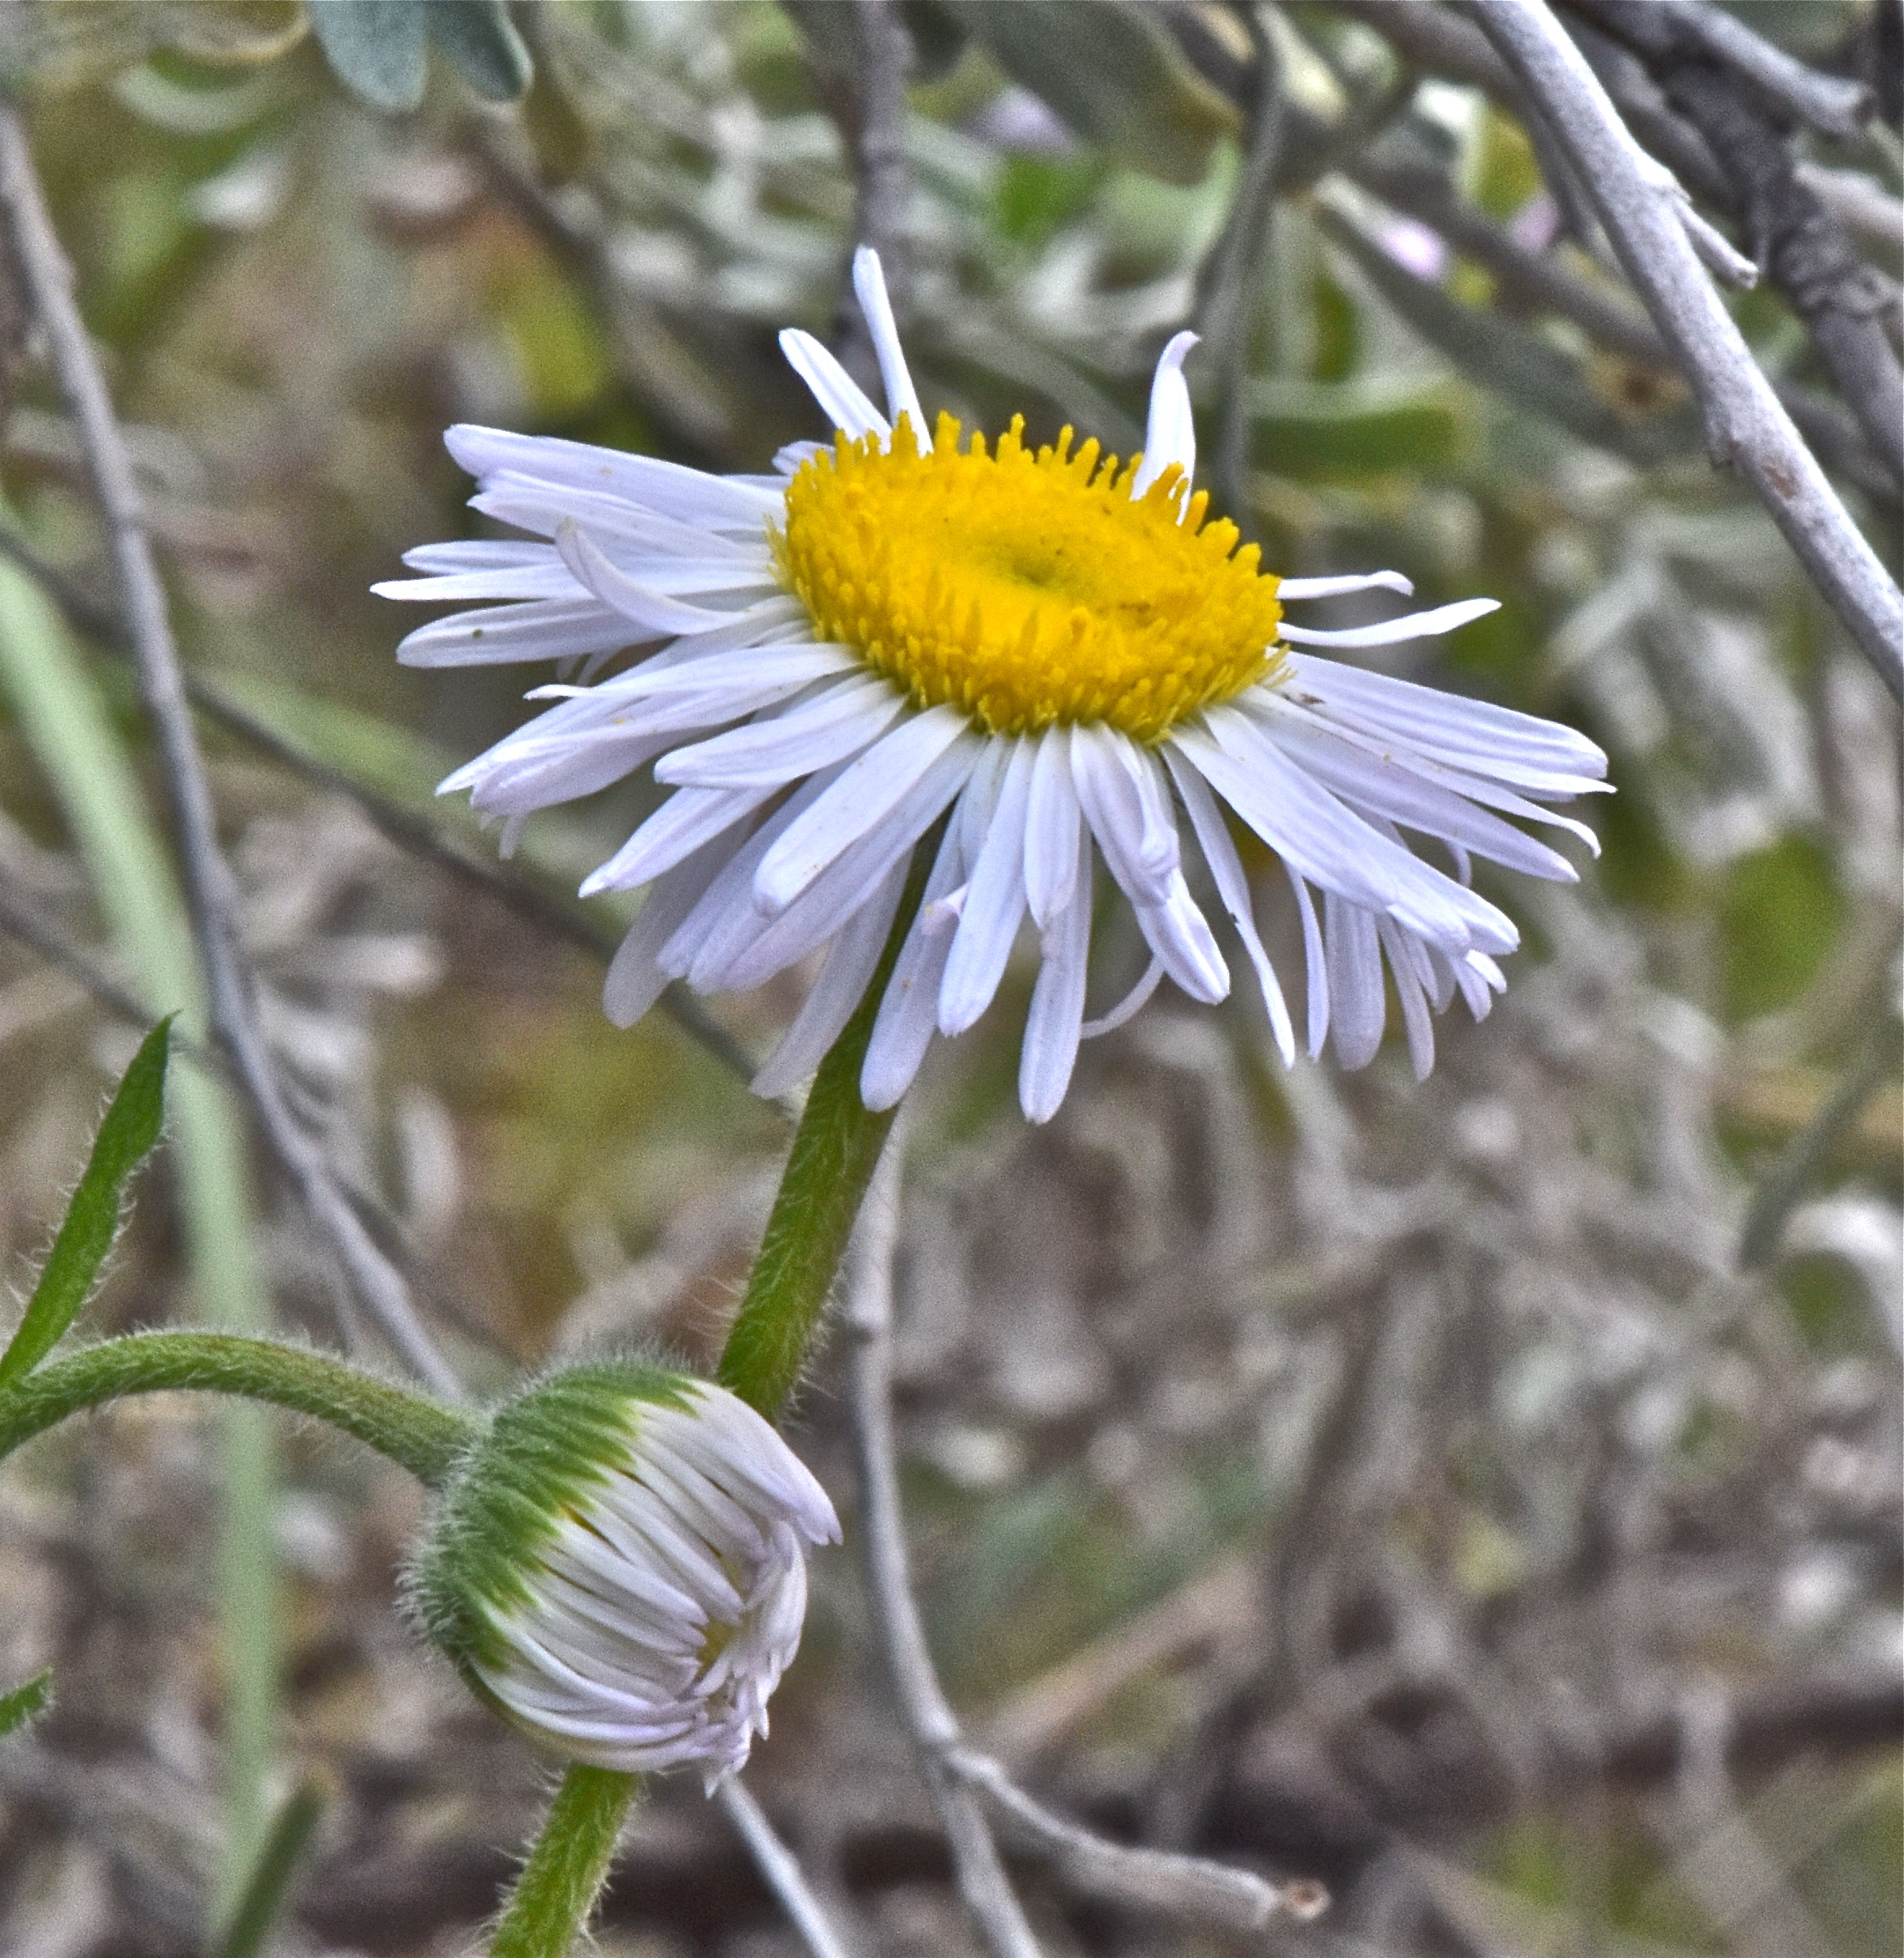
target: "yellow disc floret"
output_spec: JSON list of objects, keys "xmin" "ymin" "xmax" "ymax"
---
[{"xmin": 774, "ymin": 412, "xmax": 1285, "ymax": 743}]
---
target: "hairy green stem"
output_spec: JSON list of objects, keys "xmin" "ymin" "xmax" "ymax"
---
[
  {"xmin": 489, "ymin": 1766, "xmax": 638, "ymax": 1958},
  {"xmin": 716, "ymin": 845, "xmax": 930, "ymax": 1416},
  {"xmin": 492, "ymin": 822, "xmax": 935, "ymax": 1957},
  {"xmin": 0, "ymin": 1332, "xmax": 477, "ymax": 1489}
]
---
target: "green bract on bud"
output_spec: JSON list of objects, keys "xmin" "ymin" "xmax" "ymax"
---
[{"xmin": 409, "ymin": 1362, "xmax": 839, "ymax": 1786}]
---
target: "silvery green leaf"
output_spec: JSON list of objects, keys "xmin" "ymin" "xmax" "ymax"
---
[
  {"xmin": 307, "ymin": 0, "xmax": 427, "ymax": 112},
  {"xmin": 428, "ymin": 0, "xmax": 532, "ymax": 102}
]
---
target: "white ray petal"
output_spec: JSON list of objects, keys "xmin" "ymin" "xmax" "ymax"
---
[
  {"xmin": 446, "ymin": 424, "xmax": 780, "ymax": 526},
  {"xmin": 1249, "ymin": 696, "xmax": 1579, "ymax": 881},
  {"xmin": 1286, "ymin": 652, "xmax": 1610, "ymax": 784},
  {"xmin": 401, "ymin": 539, "xmax": 551, "ymax": 573},
  {"xmin": 1071, "ymin": 727, "xmax": 1227, "ymax": 1002},
  {"xmin": 1275, "ymin": 570, "xmax": 1414, "ymax": 600},
  {"xmin": 556, "ymin": 521, "xmax": 738, "ymax": 635},
  {"xmin": 752, "ymin": 861, "xmax": 907, "ymax": 1098},
  {"xmin": 375, "ymin": 562, "xmax": 583, "ymax": 604},
  {"xmin": 939, "ymin": 739, "xmax": 1035, "ymax": 1037},
  {"xmin": 1163, "ymin": 747, "xmax": 1296, "ymax": 1066},
  {"xmin": 1131, "ymin": 330, "xmax": 1198, "ymax": 500},
  {"xmin": 778, "ymin": 329, "xmax": 891, "ymax": 444},
  {"xmin": 755, "ymin": 707, "xmax": 969, "ymax": 914},
  {"xmin": 1179, "ymin": 709, "xmax": 1517, "ymax": 955},
  {"xmin": 861, "ymin": 820, "xmax": 969, "ymax": 1110},
  {"xmin": 1324, "ymin": 893, "xmax": 1385, "ymax": 1070},
  {"xmin": 472, "ymin": 476, "xmax": 769, "ymax": 558},
  {"xmin": 1023, "ymin": 726, "xmax": 1082, "ymax": 927},
  {"xmin": 603, "ymin": 831, "xmax": 746, "ymax": 1027},
  {"xmin": 397, "ymin": 598, "xmax": 636, "ymax": 669},
  {"xmin": 722, "ymin": 739, "xmax": 978, "ymax": 992},
  {"xmin": 1080, "ymin": 957, "xmax": 1164, "ymax": 1040},
  {"xmin": 852, "ymin": 246, "xmax": 930, "ymax": 448},
  {"xmin": 1378, "ymin": 917, "xmax": 1436, "ymax": 1079},
  {"xmin": 574, "ymin": 643, "xmax": 856, "ymax": 705},
  {"xmin": 581, "ymin": 783, "xmax": 778, "ymax": 896},
  {"xmin": 669, "ymin": 786, "xmax": 831, "ymax": 991},
  {"xmin": 1018, "ymin": 827, "xmax": 1095, "ymax": 1123},
  {"xmin": 1287, "ymin": 865, "xmax": 1329, "ymax": 1058},
  {"xmin": 656, "ymin": 676, "xmax": 904, "ymax": 788},
  {"xmin": 1276, "ymin": 597, "xmax": 1499, "ymax": 648}
]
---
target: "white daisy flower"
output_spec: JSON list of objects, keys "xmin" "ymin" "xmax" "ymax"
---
[
  {"xmin": 411, "ymin": 1364, "xmax": 839, "ymax": 1787},
  {"xmin": 382, "ymin": 249, "xmax": 1607, "ymax": 1120}
]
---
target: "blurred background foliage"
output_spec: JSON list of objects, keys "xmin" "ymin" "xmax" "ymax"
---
[{"xmin": 0, "ymin": 2, "xmax": 1897, "ymax": 1955}]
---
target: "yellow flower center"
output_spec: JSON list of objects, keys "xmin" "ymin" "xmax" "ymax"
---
[{"xmin": 773, "ymin": 412, "xmax": 1285, "ymax": 743}]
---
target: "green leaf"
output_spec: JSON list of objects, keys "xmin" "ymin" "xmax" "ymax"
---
[
  {"xmin": 0, "ymin": 1669, "xmax": 51, "ymax": 1742},
  {"xmin": 1316, "ymin": 203, "xmax": 1701, "ymax": 467},
  {"xmin": 212, "ymin": 1771, "xmax": 331, "ymax": 1958},
  {"xmin": 1248, "ymin": 378, "xmax": 1466, "ymax": 480},
  {"xmin": 942, "ymin": 0, "xmax": 1237, "ymax": 185},
  {"xmin": 305, "ymin": 0, "xmax": 427, "ymax": 112},
  {"xmin": 0, "ymin": 1018, "xmax": 172, "ymax": 1393},
  {"xmin": 1719, "ymin": 835, "xmax": 1845, "ymax": 1022},
  {"xmin": 426, "ymin": 0, "xmax": 531, "ymax": 102}
]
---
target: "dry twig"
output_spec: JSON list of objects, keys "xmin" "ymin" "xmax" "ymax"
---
[
  {"xmin": 714, "ymin": 1779, "xmax": 857, "ymax": 1958},
  {"xmin": 1462, "ymin": 0, "xmax": 1904, "ymax": 700},
  {"xmin": 843, "ymin": 1127, "xmax": 1328, "ymax": 1951},
  {"xmin": 0, "ymin": 107, "xmax": 461, "ymax": 1395}
]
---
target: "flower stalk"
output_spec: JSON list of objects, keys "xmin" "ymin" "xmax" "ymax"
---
[
  {"xmin": 488, "ymin": 1766, "xmax": 639, "ymax": 1958},
  {"xmin": 487, "ymin": 862, "xmax": 927, "ymax": 1956},
  {"xmin": 0, "ymin": 1332, "xmax": 476, "ymax": 1489},
  {"xmin": 716, "ymin": 840, "xmax": 930, "ymax": 1416}
]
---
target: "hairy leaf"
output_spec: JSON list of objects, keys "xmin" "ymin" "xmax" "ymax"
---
[{"xmin": 0, "ymin": 1019, "xmax": 172, "ymax": 1393}]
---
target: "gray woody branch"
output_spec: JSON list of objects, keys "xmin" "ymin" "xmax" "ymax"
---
[
  {"xmin": 0, "ymin": 107, "xmax": 463, "ymax": 1396},
  {"xmin": 1462, "ymin": 0, "xmax": 1904, "ymax": 704},
  {"xmin": 843, "ymin": 1127, "xmax": 1326, "ymax": 1952},
  {"xmin": 713, "ymin": 1779, "xmax": 857, "ymax": 1958}
]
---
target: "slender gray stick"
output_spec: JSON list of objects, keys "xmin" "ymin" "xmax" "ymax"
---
[
  {"xmin": 0, "ymin": 107, "xmax": 463, "ymax": 1395},
  {"xmin": 834, "ymin": 0, "xmax": 913, "ymax": 400},
  {"xmin": 1463, "ymin": 0, "xmax": 1904, "ymax": 704},
  {"xmin": 0, "ymin": 875, "xmax": 218, "ymax": 1075},
  {"xmin": 852, "ymin": 0, "xmax": 911, "ymax": 316},
  {"xmin": 843, "ymin": 1126, "xmax": 1327, "ymax": 1948},
  {"xmin": 947, "ymin": 1747, "xmax": 1328, "ymax": 1934},
  {"xmin": 1584, "ymin": 0, "xmax": 1872, "ymax": 142},
  {"xmin": 843, "ymin": 1124, "xmax": 1043, "ymax": 1958},
  {"xmin": 1196, "ymin": 1, "xmax": 1283, "ymax": 538},
  {"xmin": 714, "ymin": 1779, "xmax": 857, "ymax": 1958}
]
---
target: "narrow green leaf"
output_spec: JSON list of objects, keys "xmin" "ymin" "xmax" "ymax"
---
[
  {"xmin": 0, "ymin": 1669, "xmax": 51, "ymax": 1741},
  {"xmin": 306, "ymin": 0, "xmax": 427, "ymax": 112},
  {"xmin": 0, "ymin": 1018, "xmax": 172, "ymax": 1393},
  {"xmin": 427, "ymin": 0, "xmax": 532, "ymax": 102},
  {"xmin": 1249, "ymin": 379, "xmax": 1466, "ymax": 480},
  {"xmin": 213, "ymin": 1770, "xmax": 331, "ymax": 1958},
  {"xmin": 1317, "ymin": 205, "xmax": 1701, "ymax": 467}
]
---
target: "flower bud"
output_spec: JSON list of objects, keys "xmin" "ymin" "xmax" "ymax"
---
[{"xmin": 410, "ymin": 1362, "xmax": 839, "ymax": 1785}]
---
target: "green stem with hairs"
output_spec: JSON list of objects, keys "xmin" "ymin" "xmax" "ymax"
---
[
  {"xmin": 489, "ymin": 1766, "xmax": 638, "ymax": 1958},
  {"xmin": 490, "ymin": 842, "xmax": 936, "ymax": 1956},
  {"xmin": 0, "ymin": 1332, "xmax": 477, "ymax": 1489},
  {"xmin": 716, "ymin": 844, "xmax": 932, "ymax": 1415}
]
